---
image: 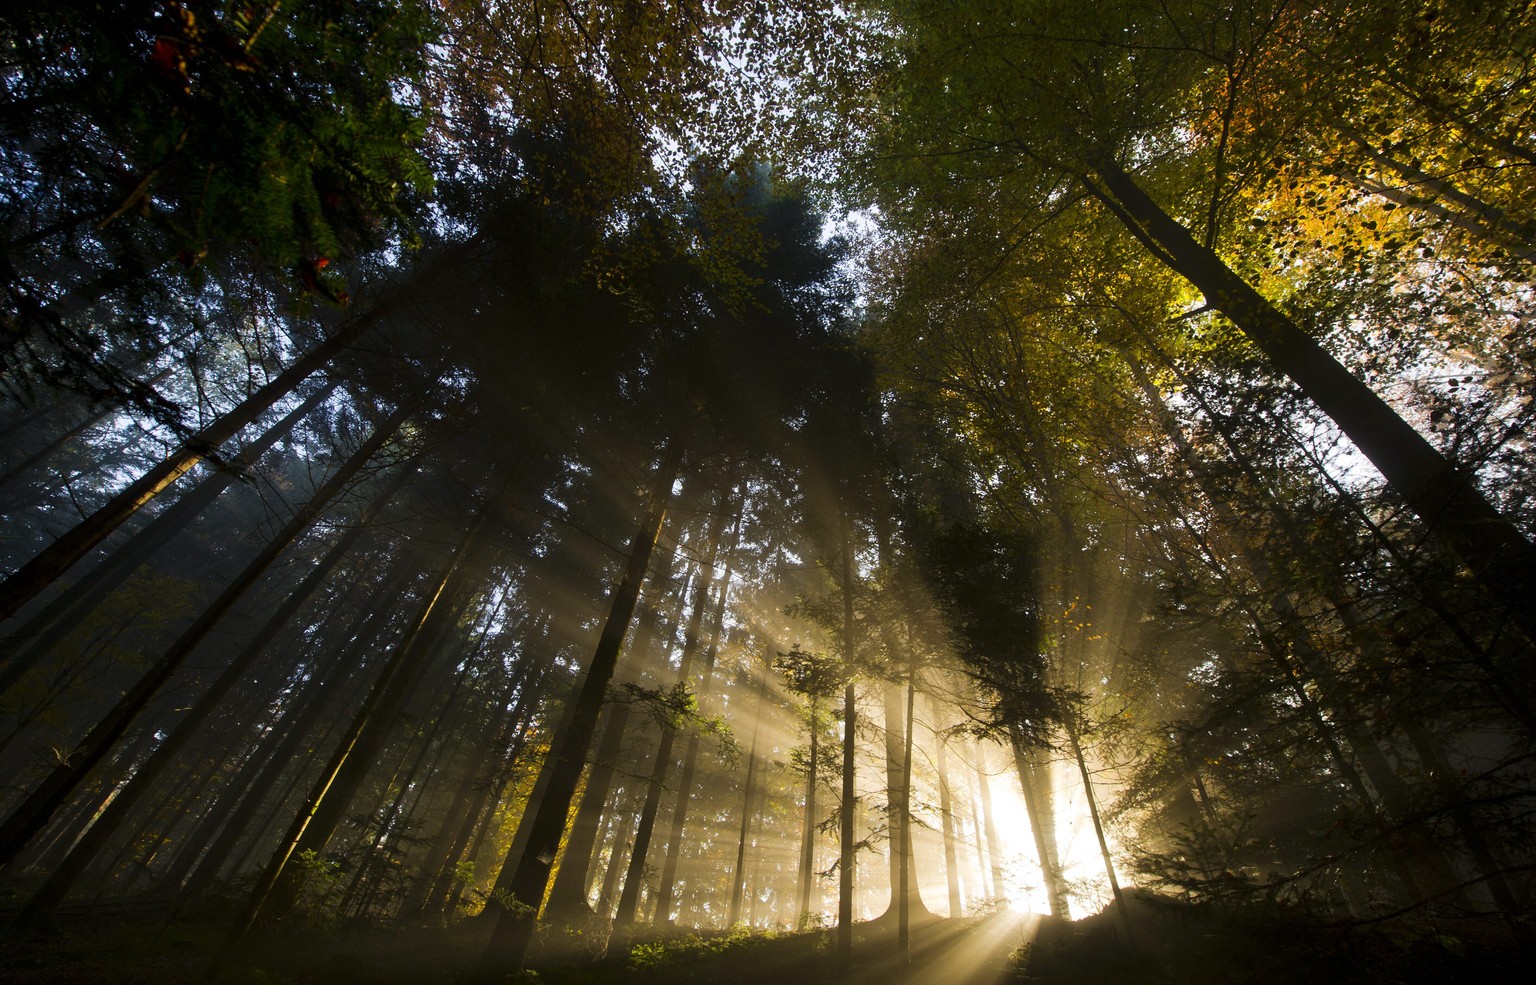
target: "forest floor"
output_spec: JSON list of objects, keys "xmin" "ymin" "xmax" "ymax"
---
[{"xmin": 0, "ymin": 895, "xmax": 1527, "ymax": 984}]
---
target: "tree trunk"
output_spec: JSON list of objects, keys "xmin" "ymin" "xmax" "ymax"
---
[
  {"xmin": 796, "ymin": 712, "xmax": 819, "ymax": 928},
  {"xmin": 417, "ymin": 647, "xmax": 553, "ymax": 922},
  {"xmin": 882, "ymin": 680, "xmax": 906, "ymax": 907},
  {"xmin": 653, "ymin": 575, "xmax": 733, "ymax": 925},
  {"xmin": 0, "ymin": 379, "xmax": 339, "ymax": 695},
  {"xmin": 0, "ymin": 318, "xmax": 384, "ymax": 624},
  {"xmin": 233, "ymin": 478, "xmax": 507, "ymax": 940},
  {"xmin": 1086, "ymin": 157, "xmax": 1536, "ymax": 644},
  {"xmin": 1064, "ymin": 716, "xmax": 1130, "ymax": 937},
  {"xmin": 727, "ymin": 680, "xmax": 765, "ymax": 927},
  {"xmin": 1009, "ymin": 735, "xmax": 1065, "ymax": 916},
  {"xmin": 0, "ymin": 403, "xmax": 412, "ymax": 873},
  {"xmin": 837, "ymin": 522, "xmax": 856, "ymax": 962},
  {"xmin": 612, "ymin": 498, "xmax": 732, "ymax": 927},
  {"xmin": 542, "ymin": 553, "xmax": 680, "ymax": 922},
  {"xmin": 477, "ymin": 449, "xmax": 680, "ymax": 976},
  {"xmin": 897, "ymin": 674, "xmax": 916, "ymax": 962},
  {"xmin": 929, "ymin": 697, "xmax": 963, "ymax": 918},
  {"xmin": 595, "ymin": 787, "xmax": 639, "ymax": 918},
  {"xmin": 13, "ymin": 468, "xmax": 399, "ymax": 925},
  {"xmin": 975, "ymin": 745, "xmax": 1010, "ymax": 907},
  {"xmin": 171, "ymin": 569, "xmax": 412, "ymax": 899}
]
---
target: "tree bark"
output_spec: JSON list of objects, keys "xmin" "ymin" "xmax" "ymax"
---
[
  {"xmin": 897, "ymin": 674, "xmax": 916, "ymax": 961},
  {"xmin": 0, "ymin": 402, "xmax": 412, "ymax": 872},
  {"xmin": 0, "ymin": 316, "xmax": 383, "ymax": 625},
  {"xmin": 1009, "ymin": 735, "xmax": 1065, "ymax": 916},
  {"xmin": 796, "ymin": 711, "xmax": 820, "ymax": 928},
  {"xmin": 541, "ymin": 552, "xmax": 680, "ymax": 922},
  {"xmin": 929, "ymin": 697, "xmax": 963, "ymax": 918},
  {"xmin": 478, "ymin": 448, "xmax": 680, "ymax": 976},
  {"xmin": 975, "ymin": 745, "xmax": 1009, "ymax": 907},
  {"xmin": 727, "ymin": 676, "xmax": 766, "ymax": 927},
  {"xmin": 0, "ymin": 379, "xmax": 339, "ymax": 695},
  {"xmin": 612, "ymin": 498, "xmax": 732, "ymax": 927},
  {"xmin": 222, "ymin": 479, "xmax": 505, "ymax": 952},
  {"xmin": 172, "ymin": 568, "xmax": 412, "ymax": 899},
  {"xmin": 837, "ymin": 522, "xmax": 856, "ymax": 962},
  {"xmin": 1064, "ymin": 716, "xmax": 1131, "ymax": 937},
  {"xmin": 1086, "ymin": 157, "xmax": 1536, "ymax": 644},
  {"xmin": 14, "ymin": 467, "xmax": 402, "ymax": 926},
  {"xmin": 653, "ymin": 576, "xmax": 733, "ymax": 924}
]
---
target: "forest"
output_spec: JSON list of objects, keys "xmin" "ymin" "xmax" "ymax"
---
[{"xmin": 1, "ymin": 1, "xmax": 1533, "ymax": 983}]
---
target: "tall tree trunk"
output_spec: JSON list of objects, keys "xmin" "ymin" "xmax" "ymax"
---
[
  {"xmin": 795, "ymin": 710, "xmax": 820, "ymax": 928},
  {"xmin": 478, "ymin": 449, "xmax": 680, "ymax": 976},
  {"xmin": 897, "ymin": 674, "xmax": 916, "ymax": 962},
  {"xmin": 0, "ymin": 365, "xmax": 175, "ymax": 501},
  {"xmin": 14, "ymin": 468, "xmax": 401, "ymax": 926},
  {"xmin": 837, "ymin": 521, "xmax": 857, "ymax": 963},
  {"xmin": 221, "ymin": 484, "xmax": 505, "ymax": 951},
  {"xmin": 727, "ymin": 678, "xmax": 765, "ymax": 927},
  {"xmin": 612, "ymin": 498, "xmax": 732, "ymax": 927},
  {"xmin": 171, "ymin": 569, "xmax": 412, "ymax": 899},
  {"xmin": 1009, "ymin": 735, "xmax": 1065, "ymax": 916},
  {"xmin": 1063, "ymin": 716, "xmax": 1131, "ymax": 937},
  {"xmin": 0, "ymin": 403, "xmax": 412, "ymax": 873},
  {"xmin": 0, "ymin": 317, "xmax": 385, "ymax": 624},
  {"xmin": 595, "ymin": 787, "xmax": 640, "ymax": 919},
  {"xmin": 0, "ymin": 379, "xmax": 339, "ymax": 694},
  {"xmin": 396, "ymin": 633, "xmax": 532, "ymax": 921},
  {"xmin": 542, "ymin": 550, "xmax": 681, "ymax": 922},
  {"xmin": 415, "ymin": 645, "xmax": 552, "ymax": 922},
  {"xmin": 653, "ymin": 574, "xmax": 733, "ymax": 925},
  {"xmin": 881, "ymin": 680, "xmax": 906, "ymax": 908},
  {"xmin": 1085, "ymin": 157, "xmax": 1536, "ymax": 644},
  {"xmin": 975, "ymin": 745, "xmax": 1009, "ymax": 907},
  {"xmin": 929, "ymin": 697, "xmax": 963, "ymax": 918}
]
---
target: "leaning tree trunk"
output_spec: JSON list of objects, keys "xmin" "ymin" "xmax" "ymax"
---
[
  {"xmin": 540, "ymin": 548, "xmax": 681, "ymax": 922},
  {"xmin": 1063, "ymin": 715, "xmax": 1131, "ymax": 938},
  {"xmin": 0, "ymin": 379, "xmax": 339, "ymax": 694},
  {"xmin": 612, "ymin": 498, "xmax": 733, "ymax": 927},
  {"xmin": 0, "ymin": 364, "xmax": 176, "ymax": 502},
  {"xmin": 14, "ymin": 466, "xmax": 405, "ymax": 926},
  {"xmin": 396, "ymin": 632, "xmax": 533, "ymax": 921},
  {"xmin": 478, "ymin": 448, "xmax": 680, "ymax": 976},
  {"xmin": 224, "ymin": 482, "xmax": 508, "ymax": 949},
  {"xmin": 171, "ymin": 568, "xmax": 414, "ymax": 899},
  {"xmin": 1008, "ymin": 734, "xmax": 1066, "ymax": 917},
  {"xmin": 1085, "ymin": 157, "xmax": 1536, "ymax": 645},
  {"xmin": 0, "ymin": 402, "xmax": 413, "ymax": 872},
  {"xmin": 0, "ymin": 234, "xmax": 480, "ymax": 626},
  {"xmin": 0, "ymin": 317, "xmax": 383, "ymax": 625}
]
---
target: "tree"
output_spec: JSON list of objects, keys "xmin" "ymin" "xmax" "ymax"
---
[{"xmin": 865, "ymin": 0, "xmax": 1536, "ymax": 646}]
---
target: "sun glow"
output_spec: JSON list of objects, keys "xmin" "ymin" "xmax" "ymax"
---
[{"xmin": 981, "ymin": 756, "xmax": 1128, "ymax": 920}]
